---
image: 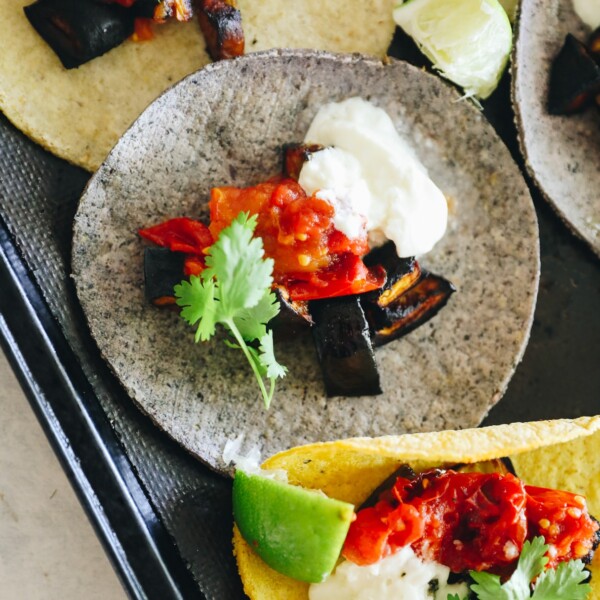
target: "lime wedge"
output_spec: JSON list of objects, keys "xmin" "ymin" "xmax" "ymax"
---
[
  {"xmin": 233, "ymin": 469, "xmax": 355, "ymax": 583},
  {"xmin": 393, "ymin": 0, "xmax": 512, "ymax": 99}
]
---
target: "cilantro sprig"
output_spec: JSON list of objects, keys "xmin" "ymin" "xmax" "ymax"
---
[
  {"xmin": 447, "ymin": 536, "xmax": 591, "ymax": 600},
  {"xmin": 174, "ymin": 212, "xmax": 286, "ymax": 408}
]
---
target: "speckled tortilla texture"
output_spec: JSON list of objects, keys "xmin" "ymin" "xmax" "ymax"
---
[
  {"xmin": 233, "ymin": 417, "xmax": 600, "ymax": 600},
  {"xmin": 513, "ymin": 0, "xmax": 600, "ymax": 257},
  {"xmin": 0, "ymin": 0, "xmax": 395, "ymax": 172},
  {"xmin": 72, "ymin": 51, "xmax": 540, "ymax": 474}
]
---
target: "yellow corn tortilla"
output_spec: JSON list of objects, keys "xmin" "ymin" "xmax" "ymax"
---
[
  {"xmin": 0, "ymin": 0, "xmax": 395, "ymax": 172},
  {"xmin": 233, "ymin": 416, "xmax": 600, "ymax": 600}
]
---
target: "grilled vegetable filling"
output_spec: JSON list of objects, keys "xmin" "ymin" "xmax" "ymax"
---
[
  {"xmin": 343, "ymin": 468, "xmax": 599, "ymax": 574},
  {"xmin": 24, "ymin": 0, "xmax": 244, "ymax": 68}
]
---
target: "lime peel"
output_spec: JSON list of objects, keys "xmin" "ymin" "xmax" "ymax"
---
[
  {"xmin": 393, "ymin": 0, "xmax": 513, "ymax": 99},
  {"xmin": 233, "ymin": 469, "xmax": 355, "ymax": 583}
]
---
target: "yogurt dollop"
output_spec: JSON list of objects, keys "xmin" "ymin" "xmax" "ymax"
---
[
  {"xmin": 308, "ymin": 546, "xmax": 469, "ymax": 600},
  {"xmin": 298, "ymin": 97, "xmax": 447, "ymax": 258},
  {"xmin": 573, "ymin": 0, "xmax": 600, "ymax": 29}
]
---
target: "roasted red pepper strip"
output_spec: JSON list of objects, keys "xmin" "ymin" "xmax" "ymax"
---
[
  {"xmin": 343, "ymin": 469, "xmax": 598, "ymax": 575},
  {"xmin": 139, "ymin": 217, "xmax": 213, "ymax": 255}
]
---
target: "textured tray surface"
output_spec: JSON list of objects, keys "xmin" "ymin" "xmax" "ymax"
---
[{"xmin": 72, "ymin": 50, "xmax": 539, "ymax": 473}]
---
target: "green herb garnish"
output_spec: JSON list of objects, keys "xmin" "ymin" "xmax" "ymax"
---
[
  {"xmin": 449, "ymin": 536, "xmax": 591, "ymax": 600},
  {"xmin": 174, "ymin": 212, "xmax": 286, "ymax": 408}
]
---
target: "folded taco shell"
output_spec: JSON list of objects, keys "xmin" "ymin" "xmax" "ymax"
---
[{"xmin": 233, "ymin": 416, "xmax": 600, "ymax": 599}]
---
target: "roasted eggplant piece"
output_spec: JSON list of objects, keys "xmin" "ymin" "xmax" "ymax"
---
[
  {"xmin": 144, "ymin": 247, "xmax": 185, "ymax": 306},
  {"xmin": 271, "ymin": 287, "xmax": 313, "ymax": 336},
  {"xmin": 548, "ymin": 34, "xmax": 600, "ymax": 115},
  {"xmin": 282, "ymin": 143, "xmax": 326, "ymax": 181},
  {"xmin": 364, "ymin": 271, "xmax": 455, "ymax": 347},
  {"xmin": 196, "ymin": 0, "xmax": 244, "ymax": 60},
  {"xmin": 24, "ymin": 0, "xmax": 135, "ymax": 69},
  {"xmin": 309, "ymin": 296, "xmax": 381, "ymax": 397},
  {"xmin": 362, "ymin": 242, "xmax": 421, "ymax": 308}
]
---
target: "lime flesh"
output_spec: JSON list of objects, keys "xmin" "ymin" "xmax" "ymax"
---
[
  {"xmin": 233, "ymin": 469, "xmax": 355, "ymax": 583},
  {"xmin": 394, "ymin": 0, "xmax": 512, "ymax": 99}
]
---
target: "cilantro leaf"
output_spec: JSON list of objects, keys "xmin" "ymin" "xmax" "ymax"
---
[
  {"xmin": 470, "ymin": 537, "xmax": 548, "ymax": 600},
  {"xmin": 469, "ymin": 537, "xmax": 591, "ymax": 600},
  {"xmin": 175, "ymin": 276, "xmax": 217, "ymax": 342},
  {"xmin": 447, "ymin": 595, "xmax": 468, "ymax": 600},
  {"xmin": 531, "ymin": 559, "xmax": 591, "ymax": 599},
  {"xmin": 233, "ymin": 290, "xmax": 280, "ymax": 341},
  {"xmin": 175, "ymin": 212, "xmax": 286, "ymax": 407},
  {"xmin": 203, "ymin": 212, "xmax": 274, "ymax": 312},
  {"xmin": 259, "ymin": 331, "xmax": 287, "ymax": 380}
]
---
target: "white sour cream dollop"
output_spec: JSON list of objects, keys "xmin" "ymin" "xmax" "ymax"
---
[
  {"xmin": 573, "ymin": 0, "xmax": 600, "ymax": 29},
  {"xmin": 298, "ymin": 97, "xmax": 447, "ymax": 257},
  {"xmin": 308, "ymin": 546, "xmax": 469, "ymax": 600}
]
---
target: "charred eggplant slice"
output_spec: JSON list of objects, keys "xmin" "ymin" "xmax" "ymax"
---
[
  {"xmin": 364, "ymin": 271, "xmax": 455, "ymax": 347},
  {"xmin": 144, "ymin": 247, "xmax": 185, "ymax": 306},
  {"xmin": 282, "ymin": 143, "xmax": 326, "ymax": 181},
  {"xmin": 24, "ymin": 0, "xmax": 135, "ymax": 69},
  {"xmin": 196, "ymin": 0, "xmax": 244, "ymax": 60},
  {"xmin": 271, "ymin": 286, "xmax": 313, "ymax": 335},
  {"xmin": 363, "ymin": 242, "xmax": 421, "ymax": 307},
  {"xmin": 309, "ymin": 296, "xmax": 381, "ymax": 397},
  {"xmin": 548, "ymin": 34, "xmax": 600, "ymax": 115}
]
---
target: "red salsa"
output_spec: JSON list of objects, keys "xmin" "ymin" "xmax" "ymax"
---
[
  {"xmin": 343, "ymin": 469, "xmax": 598, "ymax": 574},
  {"xmin": 209, "ymin": 177, "xmax": 384, "ymax": 300},
  {"xmin": 140, "ymin": 176, "xmax": 385, "ymax": 301}
]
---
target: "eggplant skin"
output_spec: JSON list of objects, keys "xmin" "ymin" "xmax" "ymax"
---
[
  {"xmin": 196, "ymin": 0, "xmax": 244, "ymax": 61},
  {"xmin": 309, "ymin": 296, "xmax": 382, "ymax": 398},
  {"xmin": 548, "ymin": 34, "xmax": 600, "ymax": 115},
  {"xmin": 24, "ymin": 0, "xmax": 135, "ymax": 69},
  {"xmin": 362, "ymin": 242, "xmax": 420, "ymax": 308},
  {"xmin": 271, "ymin": 287, "xmax": 313, "ymax": 337},
  {"xmin": 144, "ymin": 247, "xmax": 185, "ymax": 305},
  {"xmin": 281, "ymin": 143, "xmax": 326, "ymax": 181},
  {"xmin": 364, "ymin": 271, "xmax": 456, "ymax": 347}
]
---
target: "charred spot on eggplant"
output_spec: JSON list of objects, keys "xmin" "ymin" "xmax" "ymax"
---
[
  {"xmin": 144, "ymin": 247, "xmax": 185, "ymax": 305},
  {"xmin": 548, "ymin": 34, "xmax": 600, "ymax": 115},
  {"xmin": 131, "ymin": 0, "xmax": 161, "ymax": 18},
  {"xmin": 359, "ymin": 464, "xmax": 418, "ymax": 509},
  {"xmin": 363, "ymin": 271, "xmax": 455, "ymax": 347},
  {"xmin": 362, "ymin": 242, "xmax": 421, "ymax": 308},
  {"xmin": 24, "ymin": 0, "xmax": 135, "ymax": 69},
  {"xmin": 196, "ymin": 0, "xmax": 244, "ymax": 61},
  {"xmin": 271, "ymin": 286, "xmax": 313, "ymax": 335},
  {"xmin": 309, "ymin": 295, "xmax": 381, "ymax": 397},
  {"xmin": 282, "ymin": 143, "xmax": 326, "ymax": 181}
]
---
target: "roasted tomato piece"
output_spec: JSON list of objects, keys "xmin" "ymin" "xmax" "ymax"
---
[
  {"xmin": 209, "ymin": 178, "xmax": 378, "ymax": 300},
  {"xmin": 286, "ymin": 254, "xmax": 385, "ymax": 301},
  {"xmin": 139, "ymin": 217, "xmax": 213, "ymax": 255},
  {"xmin": 343, "ymin": 469, "xmax": 599, "ymax": 577},
  {"xmin": 526, "ymin": 485, "xmax": 599, "ymax": 567}
]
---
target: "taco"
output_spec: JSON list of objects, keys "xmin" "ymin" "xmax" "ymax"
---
[
  {"xmin": 72, "ymin": 50, "xmax": 539, "ymax": 473},
  {"xmin": 0, "ymin": 0, "xmax": 395, "ymax": 171},
  {"xmin": 232, "ymin": 416, "xmax": 600, "ymax": 599},
  {"xmin": 513, "ymin": 0, "xmax": 600, "ymax": 257}
]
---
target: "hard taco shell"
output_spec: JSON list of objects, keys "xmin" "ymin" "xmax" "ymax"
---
[
  {"xmin": 0, "ymin": 0, "xmax": 395, "ymax": 171},
  {"xmin": 233, "ymin": 416, "xmax": 600, "ymax": 599}
]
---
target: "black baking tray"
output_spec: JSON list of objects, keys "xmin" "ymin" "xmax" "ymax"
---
[{"xmin": 1, "ymin": 34, "xmax": 599, "ymax": 599}]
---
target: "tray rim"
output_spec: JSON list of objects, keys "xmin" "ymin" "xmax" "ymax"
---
[{"xmin": 0, "ymin": 216, "xmax": 205, "ymax": 600}]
